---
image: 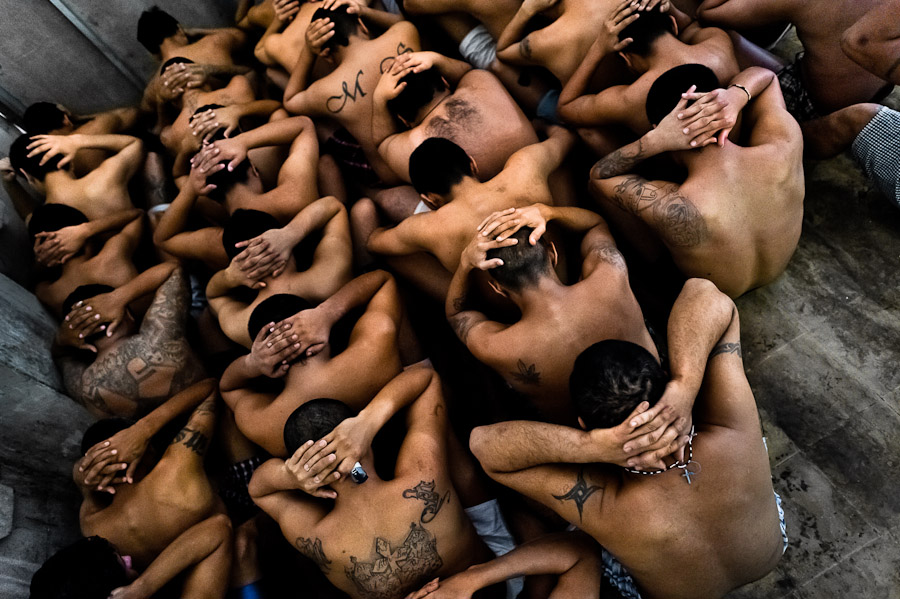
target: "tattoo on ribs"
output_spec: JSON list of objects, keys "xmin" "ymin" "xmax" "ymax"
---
[
  {"xmin": 553, "ymin": 468, "xmax": 600, "ymax": 521},
  {"xmin": 345, "ymin": 523, "xmax": 442, "ymax": 599},
  {"xmin": 296, "ymin": 537, "xmax": 332, "ymax": 572},
  {"xmin": 326, "ymin": 69, "xmax": 366, "ymax": 114},
  {"xmin": 171, "ymin": 426, "xmax": 210, "ymax": 456},
  {"xmin": 403, "ymin": 480, "xmax": 450, "ymax": 523},
  {"xmin": 710, "ymin": 342, "xmax": 742, "ymax": 358},
  {"xmin": 611, "ymin": 177, "xmax": 708, "ymax": 247},
  {"xmin": 510, "ymin": 359, "xmax": 541, "ymax": 386}
]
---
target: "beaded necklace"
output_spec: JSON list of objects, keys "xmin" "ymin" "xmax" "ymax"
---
[{"xmin": 624, "ymin": 426, "xmax": 701, "ymax": 484}]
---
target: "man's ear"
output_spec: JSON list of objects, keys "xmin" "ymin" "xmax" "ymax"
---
[
  {"xmin": 618, "ymin": 51, "xmax": 633, "ymax": 70},
  {"xmin": 488, "ymin": 279, "xmax": 508, "ymax": 298},
  {"xmin": 548, "ymin": 242, "xmax": 558, "ymax": 268},
  {"xmin": 670, "ymin": 15, "xmax": 678, "ymax": 36},
  {"xmin": 577, "ymin": 416, "xmax": 587, "ymax": 430},
  {"xmin": 420, "ymin": 193, "xmax": 441, "ymax": 210},
  {"xmin": 469, "ymin": 156, "xmax": 479, "ymax": 177},
  {"xmin": 358, "ymin": 19, "xmax": 370, "ymax": 37}
]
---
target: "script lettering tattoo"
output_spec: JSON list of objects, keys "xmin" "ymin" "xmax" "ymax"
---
[
  {"xmin": 710, "ymin": 342, "xmax": 742, "ymax": 358},
  {"xmin": 590, "ymin": 138, "xmax": 646, "ymax": 181},
  {"xmin": 403, "ymin": 480, "xmax": 450, "ymax": 523},
  {"xmin": 345, "ymin": 523, "xmax": 443, "ymax": 599},
  {"xmin": 611, "ymin": 177, "xmax": 708, "ymax": 248},
  {"xmin": 520, "ymin": 35, "xmax": 533, "ymax": 60},
  {"xmin": 553, "ymin": 468, "xmax": 601, "ymax": 522},
  {"xmin": 327, "ymin": 69, "xmax": 367, "ymax": 113},
  {"xmin": 380, "ymin": 43, "xmax": 415, "ymax": 73},
  {"xmin": 510, "ymin": 359, "xmax": 541, "ymax": 385},
  {"xmin": 296, "ymin": 537, "xmax": 332, "ymax": 572},
  {"xmin": 171, "ymin": 426, "xmax": 210, "ymax": 456}
]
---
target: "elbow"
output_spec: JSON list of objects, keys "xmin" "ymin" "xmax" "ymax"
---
[
  {"xmin": 840, "ymin": 26, "xmax": 871, "ymax": 65},
  {"xmin": 468, "ymin": 426, "xmax": 496, "ymax": 472},
  {"xmin": 683, "ymin": 277, "xmax": 735, "ymax": 315},
  {"xmin": 401, "ymin": 0, "xmax": 427, "ymax": 15}
]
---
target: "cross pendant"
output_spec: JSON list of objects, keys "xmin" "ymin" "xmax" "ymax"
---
[{"xmin": 682, "ymin": 468, "xmax": 695, "ymax": 484}]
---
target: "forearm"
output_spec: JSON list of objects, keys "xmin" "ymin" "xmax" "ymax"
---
[
  {"xmin": 220, "ymin": 355, "xmax": 261, "ymax": 394},
  {"xmin": 84, "ymin": 208, "xmax": 142, "ymax": 239},
  {"xmin": 249, "ymin": 458, "xmax": 301, "ymax": 498},
  {"xmin": 497, "ymin": 7, "xmax": 536, "ymax": 52},
  {"xmin": 727, "ymin": 66, "xmax": 774, "ymax": 104},
  {"xmin": 315, "ymin": 269, "xmax": 391, "ymax": 327},
  {"xmin": 138, "ymin": 379, "xmax": 216, "ymax": 439},
  {"xmin": 115, "ymin": 262, "xmax": 178, "ymax": 306},
  {"xmin": 667, "ymin": 278, "xmax": 736, "ymax": 390},
  {"xmin": 358, "ymin": 5, "xmax": 403, "ymax": 29},
  {"xmin": 205, "ymin": 268, "xmax": 243, "ymax": 300},
  {"xmin": 558, "ymin": 42, "xmax": 606, "ymax": 110},
  {"xmin": 463, "ymin": 534, "xmax": 587, "ymax": 589},
  {"xmin": 589, "ymin": 131, "xmax": 663, "ymax": 181},
  {"xmin": 543, "ymin": 205, "xmax": 602, "ymax": 233},
  {"xmin": 236, "ymin": 99, "xmax": 282, "ymax": 120},
  {"xmin": 282, "ymin": 195, "xmax": 343, "ymax": 245},
  {"xmin": 470, "ymin": 421, "xmax": 600, "ymax": 474},
  {"xmin": 359, "ymin": 368, "xmax": 436, "ymax": 438},
  {"xmin": 434, "ymin": 53, "xmax": 472, "ymax": 85},
  {"xmin": 153, "ymin": 186, "xmax": 199, "ymax": 246},
  {"xmin": 445, "ymin": 262, "xmax": 475, "ymax": 320},
  {"xmin": 235, "ymin": 115, "xmax": 309, "ymax": 149},
  {"xmin": 372, "ymin": 96, "xmax": 399, "ymax": 148},
  {"xmin": 284, "ymin": 49, "xmax": 316, "ymax": 108}
]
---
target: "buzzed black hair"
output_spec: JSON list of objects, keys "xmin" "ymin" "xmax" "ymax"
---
[
  {"xmin": 645, "ymin": 63, "xmax": 720, "ymax": 125},
  {"xmin": 570, "ymin": 340, "xmax": 667, "ymax": 430},
  {"xmin": 619, "ymin": 7, "xmax": 676, "ymax": 57},
  {"xmin": 311, "ymin": 5, "xmax": 359, "ymax": 52},
  {"xmin": 485, "ymin": 227, "xmax": 553, "ymax": 292},
  {"xmin": 221, "ymin": 209, "xmax": 280, "ymax": 260},
  {"xmin": 284, "ymin": 398, "xmax": 353, "ymax": 455},
  {"xmin": 386, "ymin": 67, "xmax": 447, "ymax": 126},
  {"xmin": 408, "ymin": 137, "xmax": 473, "ymax": 196},
  {"xmin": 30, "ymin": 536, "xmax": 129, "ymax": 599},
  {"xmin": 9, "ymin": 134, "xmax": 64, "ymax": 181},
  {"xmin": 138, "ymin": 6, "xmax": 180, "ymax": 54},
  {"xmin": 247, "ymin": 294, "xmax": 314, "ymax": 341},
  {"xmin": 23, "ymin": 102, "xmax": 68, "ymax": 134},
  {"xmin": 27, "ymin": 204, "xmax": 88, "ymax": 239}
]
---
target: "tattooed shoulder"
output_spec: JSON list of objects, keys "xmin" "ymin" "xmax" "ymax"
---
[
  {"xmin": 552, "ymin": 467, "xmax": 602, "ymax": 522},
  {"xmin": 296, "ymin": 536, "xmax": 332, "ymax": 572},
  {"xmin": 345, "ymin": 523, "xmax": 442, "ymax": 599},
  {"xmin": 403, "ymin": 480, "xmax": 450, "ymax": 523},
  {"xmin": 510, "ymin": 359, "xmax": 541, "ymax": 386}
]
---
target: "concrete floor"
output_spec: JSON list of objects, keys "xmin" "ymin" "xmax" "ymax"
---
[{"xmin": 1, "ymin": 29, "xmax": 899, "ymax": 599}]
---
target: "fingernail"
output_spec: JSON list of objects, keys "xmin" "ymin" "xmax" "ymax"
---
[
  {"xmin": 690, "ymin": 141, "xmax": 697, "ymax": 147},
  {"xmin": 294, "ymin": 343, "xmax": 300, "ymax": 348},
  {"xmin": 624, "ymin": 445, "xmax": 632, "ymax": 452},
  {"xmin": 292, "ymin": 334, "xmax": 298, "ymax": 340},
  {"xmin": 314, "ymin": 477, "xmax": 320, "ymax": 483},
  {"xmin": 631, "ymin": 420, "xmax": 638, "ymax": 426},
  {"xmin": 267, "ymin": 342, "xmax": 272, "ymax": 347},
  {"xmin": 111, "ymin": 450, "xmax": 117, "ymax": 455},
  {"xmin": 86, "ymin": 306, "xmax": 92, "ymax": 311},
  {"xmin": 683, "ymin": 128, "xmax": 689, "ymax": 134}
]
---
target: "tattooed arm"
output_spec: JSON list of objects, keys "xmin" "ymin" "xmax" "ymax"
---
[
  {"xmin": 444, "ymin": 236, "xmax": 507, "ymax": 353},
  {"xmin": 140, "ymin": 266, "xmax": 191, "ymax": 341},
  {"xmin": 496, "ymin": 0, "xmax": 554, "ymax": 66}
]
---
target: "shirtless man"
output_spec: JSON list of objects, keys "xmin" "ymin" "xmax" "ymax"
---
[
  {"xmin": 9, "ymin": 132, "xmax": 143, "ymax": 221},
  {"xmin": 248, "ymin": 367, "xmax": 502, "ymax": 599},
  {"xmin": 589, "ymin": 65, "xmax": 804, "ymax": 297},
  {"xmin": 137, "ymin": 7, "xmax": 249, "ymax": 108},
  {"xmin": 189, "ymin": 115, "xmax": 321, "ymax": 223},
  {"xmin": 21, "ymin": 102, "xmax": 141, "ymax": 176},
  {"xmin": 470, "ymin": 278, "xmax": 788, "ymax": 599},
  {"xmin": 495, "ymin": 0, "xmax": 626, "ymax": 85},
  {"xmin": 696, "ymin": 0, "xmax": 895, "ymax": 113},
  {"xmin": 558, "ymin": 3, "xmax": 740, "ymax": 136},
  {"xmin": 372, "ymin": 51, "xmax": 539, "ymax": 185},
  {"xmin": 282, "ymin": 5, "xmax": 421, "ymax": 186},
  {"xmin": 359, "ymin": 128, "xmax": 573, "ymax": 299},
  {"xmin": 52, "ymin": 266, "xmax": 207, "ymax": 420},
  {"xmin": 206, "ymin": 197, "xmax": 353, "ymax": 347},
  {"xmin": 446, "ymin": 208, "xmax": 657, "ymax": 425},
  {"xmin": 220, "ymin": 270, "xmax": 403, "ymax": 456},
  {"xmin": 31, "ymin": 380, "xmax": 233, "ymax": 599}
]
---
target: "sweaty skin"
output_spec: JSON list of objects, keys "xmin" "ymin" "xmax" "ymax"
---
[
  {"xmin": 249, "ymin": 369, "xmax": 500, "ymax": 599},
  {"xmin": 220, "ymin": 271, "xmax": 403, "ymax": 456},
  {"xmin": 590, "ymin": 74, "xmax": 804, "ymax": 297},
  {"xmin": 471, "ymin": 279, "xmax": 785, "ymax": 599},
  {"xmin": 697, "ymin": 0, "xmax": 894, "ymax": 112}
]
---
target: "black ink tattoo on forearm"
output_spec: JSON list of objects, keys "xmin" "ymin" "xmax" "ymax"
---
[
  {"xmin": 296, "ymin": 537, "xmax": 332, "ymax": 572},
  {"xmin": 403, "ymin": 480, "xmax": 450, "ymax": 523},
  {"xmin": 510, "ymin": 359, "xmax": 541, "ymax": 385},
  {"xmin": 710, "ymin": 342, "xmax": 742, "ymax": 358},
  {"xmin": 591, "ymin": 138, "xmax": 646, "ymax": 181},
  {"xmin": 345, "ymin": 523, "xmax": 443, "ymax": 599},
  {"xmin": 171, "ymin": 426, "xmax": 210, "ymax": 456},
  {"xmin": 611, "ymin": 177, "xmax": 708, "ymax": 247},
  {"xmin": 553, "ymin": 468, "xmax": 601, "ymax": 522},
  {"xmin": 327, "ymin": 70, "xmax": 366, "ymax": 114}
]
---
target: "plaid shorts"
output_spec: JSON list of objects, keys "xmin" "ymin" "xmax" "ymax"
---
[
  {"xmin": 220, "ymin": 456, "xmax": 265, "ymax": 522},
  {"xmin": 777, "ymin": 55, "xmax": 820, "ymax": 122},
  {"xmin": 851, "ymin": 106, "xmax": 900, "ymax": 207}
]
